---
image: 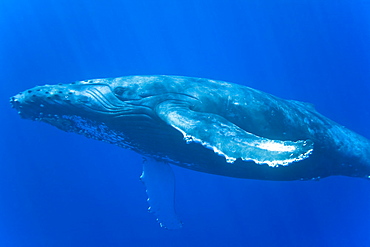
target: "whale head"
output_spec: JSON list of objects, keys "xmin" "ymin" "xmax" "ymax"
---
[
  {"xmin": 10, "ymin": 76, "xmax": 193, "ymax": 153},
  {"xmin": 11, "ymin": 77, "xmax": 170, "ymax": 144},
  {"xmin": 10, "ymin": 76, "xmax": 173, "ymax": 122}
]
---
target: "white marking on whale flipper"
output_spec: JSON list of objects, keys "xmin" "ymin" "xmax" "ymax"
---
[
  {"xmin": 140, "ymin": 158, "xmax": 182, "ymax": 229},
  {"xmin": 157, "ymin": 101, "xmax": 313, "ymax": 167}
]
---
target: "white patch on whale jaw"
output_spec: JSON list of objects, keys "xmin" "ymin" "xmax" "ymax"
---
[{"xmin": 40, "ymin": 115, "xmax": 136, "ymax": 150}]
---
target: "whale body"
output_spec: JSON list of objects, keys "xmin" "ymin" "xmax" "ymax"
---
[{"xmin": 10, "ymin": 75, "xmax": 370, "ymax": 228}]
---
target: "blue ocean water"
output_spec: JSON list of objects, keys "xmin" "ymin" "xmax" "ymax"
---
[{"xmin": 1, "ymin": 0, "xmax": 370, "ymax": 246}]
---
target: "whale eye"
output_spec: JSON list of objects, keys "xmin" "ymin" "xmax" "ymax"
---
[{"xmin": 114, "ymin": 87, "xmax": 126, "ymax": 96}]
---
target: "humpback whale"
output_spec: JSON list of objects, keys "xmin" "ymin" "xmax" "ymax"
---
[{"xmin": 10, "ymin": 75, "xmax": 370, "ymax": 229}]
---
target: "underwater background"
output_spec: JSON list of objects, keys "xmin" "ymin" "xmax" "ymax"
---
[{"xmin": 1, "ymin": 0, "xmax": 370, "ymax": 246}]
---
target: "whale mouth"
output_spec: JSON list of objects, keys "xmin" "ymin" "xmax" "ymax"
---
[
  {"xmin": 10, "ymin": 92, "xmax": 137, "ymax": 148},
  {"xmin": 10, "ymin": 93, "xmax": 81, "ymax": 132},
  {"xmin": 10, "ymin": 83, "xmax": 159, "ymax": 138},
  {"xmin": 10, "ymin": 93, "xmax": 59, "ymax": 120},
  {"xmin": 10, "ymin": 83, "xmax": 124, "ymax": 119}
]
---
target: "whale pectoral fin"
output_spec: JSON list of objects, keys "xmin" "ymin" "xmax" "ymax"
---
[
  {"xmin": 140, "ymin": 158, "xmax": 182, "ymax": 229},
  {"xmin": 156, "ymin": 102, "xmax": 314, "ymax": 167}
]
